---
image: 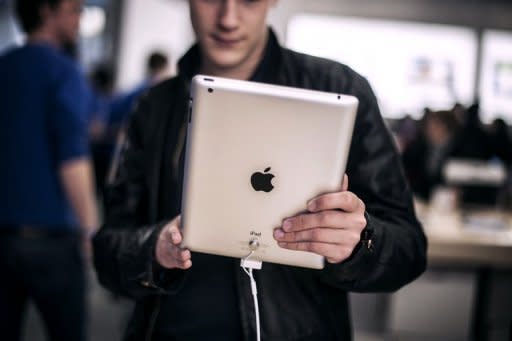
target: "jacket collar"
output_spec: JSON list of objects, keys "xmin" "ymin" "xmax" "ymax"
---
[{"xmin": 177, "ymin": 28, "xmax": 282, "ymax": 84}]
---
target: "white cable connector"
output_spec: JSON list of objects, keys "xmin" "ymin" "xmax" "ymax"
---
[
  {"xmin": 241, "ymin": 243, "xmax": 262, "ymax": 341},
  {"xmin": 245, "ymin": 267, "xmax": 260, "ymax": 341}
]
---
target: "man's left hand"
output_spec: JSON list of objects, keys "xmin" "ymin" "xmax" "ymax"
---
[{"xmin": 274, "ymin": 175, "xmax": 367, "ymax": 264}]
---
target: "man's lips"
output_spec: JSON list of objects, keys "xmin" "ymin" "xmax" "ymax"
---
[{"xmin": 211, "ymin": 34, "xmax": 244, "ymax": 45}]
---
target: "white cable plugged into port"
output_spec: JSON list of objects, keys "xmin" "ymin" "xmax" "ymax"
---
[
  {"xmin": 241, "ymin": 243, "xmax": 262, "ymax": 341},
  {"xmin": 242, "ymin": 263, "xmax": 260, "ymax": 341}
]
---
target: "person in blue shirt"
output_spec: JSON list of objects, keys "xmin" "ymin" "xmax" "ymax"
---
[
  {"xmin": 109, "ymin": 51, "xmax": 170, "ymax": 130},
  {"xmin": 0, "ymin": 1, "xmax": 98, "ymax": 340}
]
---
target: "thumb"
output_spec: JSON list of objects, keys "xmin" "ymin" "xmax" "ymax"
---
[{"xmin": 163, "ymin": 216, "xmax": 182, "ymax": 245}]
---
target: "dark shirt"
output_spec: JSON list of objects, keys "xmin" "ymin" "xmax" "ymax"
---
[
  {"xmin": 154, "ymin": 254, "xmax": 243, "ymax": 341},
  {"xmin": 154, "ymin": 33, "xmax": 279, "ymax": 341},
  {"xmin": 0, "ymin": 43, "xmax": 89, "ymax": 228}
]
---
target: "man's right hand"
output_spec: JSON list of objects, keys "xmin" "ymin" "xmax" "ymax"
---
[{"xmin": 155, "ymin": 215, "xmax": 192, "ymax": 269}]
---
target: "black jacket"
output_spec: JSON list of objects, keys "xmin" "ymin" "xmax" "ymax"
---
[{"xmin": 93, "ymin": 30, "xmax": 427, "ymax": 341}]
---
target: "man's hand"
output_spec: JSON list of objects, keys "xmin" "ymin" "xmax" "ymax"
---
[
  {"xmin": 273, "ymin": 175, "xmax": 367, "ymax": 264},
  {"xmin": 155, "ymin": 215, "xmax": 192, "ymax": 269}
]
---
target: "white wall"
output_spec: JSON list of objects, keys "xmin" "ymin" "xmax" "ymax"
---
[{"xmin": 116, "ymin": 0, "xmax": 195, "ymax": 90}]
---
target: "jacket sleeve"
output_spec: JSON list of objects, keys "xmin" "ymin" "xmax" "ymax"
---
[
  {"xmin": 320, "ymin": 74, "xmax": 428, "ymax": 292},
  {"xmin": 92, "ymin": 94, "xmax": 185, "ymax": 299}
]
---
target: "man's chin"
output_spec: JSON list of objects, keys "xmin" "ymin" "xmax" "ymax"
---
[{"xmin": 208, "ymin": 53, "xmax": 246, "ymax": 71}]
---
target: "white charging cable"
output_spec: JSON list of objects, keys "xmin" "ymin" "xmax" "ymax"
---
[{"xmin": 241, "ymin": 248, "xmax": 262, "ymax": 341}]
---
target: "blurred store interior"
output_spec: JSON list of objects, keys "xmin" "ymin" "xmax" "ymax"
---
[{"xmin": 1, "ymin": 0, "xmax": 512, "ymax": 340}]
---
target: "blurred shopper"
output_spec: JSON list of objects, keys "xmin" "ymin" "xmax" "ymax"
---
[
  {"xmin": 402, "ymin": 110, "xmax": 459, "ymax": 199},
  {"xmin": 450, "ymin": 103, "xmax": 500, "ymax": 205},
  {"xmin": 0, "ymin": 1, "xmax": 98, "ymax": 341},
  {"xmin": 88, "ymin": 63, "xmax": 115, "ymax": 192},
  {"xmin": 451, "ymin": 102, "xmax": 492, "ymax": 160},
  {"xmin": 93, "ymin": 1, "xmax": 426, "ymax": 340},
  {"xmin": 94, "ymin": 52, "xmax": 170, "ymax": 192},
  {"xmin": 394, "ymin": 114, "xmax": 420, "ymax": 153},
  {"xmin": 109, "ymin": 51, "xmax": 170, "ymax": 132},
  {"xmin": 488, "ymin": 118, "xmax": 512, "ymax": 166},
  {"xmin": 451, "ymin": 102, "xmax": 466, "ymax": 126},
  {"xmin": 89, "ymin": 63, "xmax": 115, "ymax": 142}
]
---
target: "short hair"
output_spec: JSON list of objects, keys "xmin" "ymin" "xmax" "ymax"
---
[
  {"xmin": 147, "ymin": 51, "xmax": 169, "ymax": 75},
  {"xmin": 15, "ymin": 0, "xmax": 64, "ymax": 34},
  {"xmin": 90, "ymin": 63, "xmax": 114, "ymax": 93}
]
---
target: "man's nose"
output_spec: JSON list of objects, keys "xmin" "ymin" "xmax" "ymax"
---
[{"xmin": 218, "ymin": 0, "xmax": 240, "ymax": 31}]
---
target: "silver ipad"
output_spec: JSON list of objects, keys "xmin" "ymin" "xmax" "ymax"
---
[{"xmin": 181, "ymin": 75, "xmax": 358, "ymax": 269}]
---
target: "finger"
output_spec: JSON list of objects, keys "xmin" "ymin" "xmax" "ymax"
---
[
  {"xmin": 307, "ymin": 191, "xmax": 364, "ymax": 213},
  {"xmin": 274, "ymin": 227, "xmax": 360, "ymax": 245},
  {"xmin": 170, "ymin": 246, "xmax": 191, "ymax": 262},
  {"xmin": 159, "ymin": 246, "xmax": 192, "ymax": 269},
  {"xmin": 277, "ymin": 241, "xmax": 354, "ymax": 263},
  {"xmin": 283, "ymin": 212, "xmax": 333, "ymax": 232},
  {"xmin": 175, "ymin": 259, "xmax": 193, "ymax": 270},
  {"xmin": 162, "ymin": 223, "xmax": 182, "ymax": 245},
  {"xmin": 282, "ymin": 210, "xmax": 364, "ymax": 232},
  {"xmin": 342, "ymin": 174, "xmax": 349, "ymax": 192},
  {"xmin": 158, "ymin": 247, "xmax": 192, "ymax": 269}
]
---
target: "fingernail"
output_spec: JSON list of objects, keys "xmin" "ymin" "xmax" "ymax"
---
[
  {"xmin": 274, "ymin": 229, "xmax": 285, "ymax": 239},
  {"xmin": 283, "ymin": 220, "xmax": 292, "ymax": 231},
  {"xmin": 308, "ymin": 200, "xmax": 316, "ymax": 211}
]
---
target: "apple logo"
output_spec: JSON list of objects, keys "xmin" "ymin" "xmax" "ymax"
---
[{"xmin": 251, "ymin": 167, "xmax": 275, "ymax": 192}]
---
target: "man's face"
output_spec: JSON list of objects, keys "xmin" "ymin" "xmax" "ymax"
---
[
  {"xmin": 189, "ymin": 0, "xmax": 275, "ymax": 72},
  {"xmin": 48, "ymin": 0, "xmax": 82, "ymax": 45}
]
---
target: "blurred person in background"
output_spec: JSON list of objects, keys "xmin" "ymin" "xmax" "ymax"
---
[
  {"xmin": 402, "ymin": 110, "xmax": 459, "ymax": 199},
  {"xmin": 451, "ymin": 102, "xmax": 492, "ymax": 160},
  {"xmin": 0, "ymin": 1, "xmax": 98, "ymax": 340},
  {"xmin": 394, "ymin": 114, "xmax": 420, "ymax": 153},
  {"xmin": 449, "ymin": 103, "xmax": 503, "ymax": 205},
  {"xmin": 488, "ymin": 118, "xmax": 512, "ymax": 166},
  {"xmin": 88, "ymin": 63, "xmax": 115, "ymax": 192},
  {"xmin": 93, "ymin": 0, "xmax": 426, "ymax": 340},
  {"xmin": 488, "ymin": 118, "xmax": 512, "ymax": 209},
  {"xmin": 89, "ymin": 63, "xmax": 115, "ymax": 142},
  {"xmin": 451, "ymin": 102, "xmax": 466, "ymax": 126},
  {"xmin": 95, "ymin": 51, "xmax": 170, "ymax": 192},
  {"xmin": 108, "ymin": 51, "xmax": 170, "ymax": 134}
]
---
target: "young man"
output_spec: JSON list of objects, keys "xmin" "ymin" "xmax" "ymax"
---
[
  {"xmin": 93, "ymin": 0, "xmax": 427, "ymax": 340},
  {"xmin": 0, "ymin": 1, "xmax": 98, "ymax": 340}
]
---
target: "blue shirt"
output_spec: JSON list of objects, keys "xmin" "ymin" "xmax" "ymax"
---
[{"xmin": 0, "ymin": 43, "xmax": 90, "ymax": 229}]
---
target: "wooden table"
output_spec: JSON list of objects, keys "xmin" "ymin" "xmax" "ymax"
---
[
  {"xmin": 416, "ymin": 202, "xmax": 512, "ymax": 267},
  {"xmin": 415, "ymin": 201, "xmax": 512, "ymax": 340}
]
